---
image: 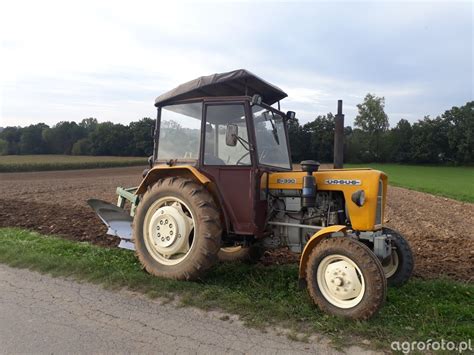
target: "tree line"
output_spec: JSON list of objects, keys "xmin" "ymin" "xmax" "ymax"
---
[
  {"xmin": 289, "ymin": 96, "xmax": 473, "ymax": 164},
  {"xmin": 0, "ymin": 118, "xmax": 155, "ymax": 157},
  {"xmin": 0, "ymin": 96, "xmax": 472, "ymax": 164}
]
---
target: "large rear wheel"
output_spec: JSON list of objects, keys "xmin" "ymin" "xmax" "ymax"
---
[
  {"xmin": 133, "ymin": 177, "xmax": 222, "ymax": 280},
  {"xmin": 306, "ymin": 237, "xmax": 387, "ymax": 320}
]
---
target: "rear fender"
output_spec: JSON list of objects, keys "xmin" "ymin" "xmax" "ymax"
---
[
  {"xmin": 135, "ymin": 165, "xmax": 230, "ymax": 232},
  {"xmin": 136, "ymin": 166, "xmax": 210, "ymax": 195},
  {"xmin": 298, "ymin": 225, "xmax": 347, "ymax": 283}
]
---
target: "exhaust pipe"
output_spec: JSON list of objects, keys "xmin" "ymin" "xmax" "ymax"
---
[{"xmin": 333, "ymin": 99, "xmax": 344, "ymax": 169}]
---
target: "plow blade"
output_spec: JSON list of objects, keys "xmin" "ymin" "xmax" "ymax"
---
[{"xmin": 87, "ymin": 199, "xmax": 135, "ymax": 250}]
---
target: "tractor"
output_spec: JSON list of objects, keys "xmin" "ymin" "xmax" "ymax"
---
[{"xmin": 89, "ymin": 69, "xmax": 414, "ymax": 320}]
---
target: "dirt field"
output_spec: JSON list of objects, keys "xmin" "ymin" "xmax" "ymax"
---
[{"xmin": 0, "ymin": 166, "xmax": 472, "ymax": 282}]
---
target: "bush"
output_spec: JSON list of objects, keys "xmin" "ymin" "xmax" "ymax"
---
[{"xmin": 71, "ymin": 138, "xmax": 92, "ymax": 155}]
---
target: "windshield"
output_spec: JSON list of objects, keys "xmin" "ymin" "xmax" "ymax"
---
[{"xmin": 252, "ymin": 105, "xmax": 291, "ymax": 169}]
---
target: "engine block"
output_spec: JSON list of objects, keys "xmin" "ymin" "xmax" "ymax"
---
[{"xmin": 264, "ymin": 190, "xmax": 346, "ymax": 252}]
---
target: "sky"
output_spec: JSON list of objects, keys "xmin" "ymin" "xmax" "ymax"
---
[{"xmin": 0, "ymin": 0, "xmax": 472, "ymax": 128}]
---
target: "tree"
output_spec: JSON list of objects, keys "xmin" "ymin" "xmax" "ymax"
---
[
  {"xmin": 388, "ymin": 119, "xmax": 413, "ymax": 163},
  {"xmin": 71, "ymin": 138, "xmax": 92, "ymax": 155},
  {"xmin": 89, "ymin": 122, "xmax": 133, "ymax": 156},
  {"xmin": 443, "ymin": 101, "xmax": 473, "ymax": 164},
  {"xmin": 19, "ymin": 123, "xmax": 49, "ymax": 154},
  {"xmin": 0, "ymin": 139, "xmax": 8, "ymax": 155},
  {"xmin": 0, "ymin": 127, "xmax": 21, "ymax": 154},
  {"xmin": 129, "ymin": 117, "xmax": 155, "ymax": 156},
  {"xmin": 345, "ymin": 128, "xmax": 372, "ymax": 163},
  {"xmin": 354, "ymin": 94, "xmax": 390, "ymax": 162},
  {"xmin": 42, "ymin": 121, "xmax": 87, "ymax": 154},
  {"xmin": 410, "ymin": 116, "xmax": 449, "ymax": 163},
  {"xmin": 287, "ymin": 117, "xmax": 307, "ymax": 163},
  {"xmin": 79, "ymin": 118, "xmax": 99, "ymax": 133},
  {"xmin": 302, "ymin": 114, "xmax": 335, "ymax": 163}
]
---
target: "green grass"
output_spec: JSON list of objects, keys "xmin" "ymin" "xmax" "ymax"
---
[
  {"xmin": 347, "ymin": 164, "xmax": 474, "ymax": 202},
  {"xmin": 0, "ymin": 155, "xmax": 147, "ymax": 172},
  {"xmin": 0, "ymin": 228, "xmax": 472, "ymax": 350}
]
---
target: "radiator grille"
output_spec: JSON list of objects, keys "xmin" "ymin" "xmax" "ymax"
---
[{"xmin": 375, "ymin": 179, "xmax": 383, "ymax": 225}]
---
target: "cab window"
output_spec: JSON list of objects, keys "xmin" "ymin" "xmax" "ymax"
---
[
  {"xmin": 158, "ymin": 102, "xmax": 202, "ymax": 160},
  {"xmin": 204, "ymin": 104, "xmax": 251, "ymax": 166}
]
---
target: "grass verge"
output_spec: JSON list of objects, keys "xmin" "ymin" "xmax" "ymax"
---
[
  {"xmin": 0, "ymin": 155, "xmax": 147, "ymax": 172},
  {"xmin": 0, "ymin": 228, "xmax": 472, "ymax": 349},
  {"xmin": 347, "ymin": 164, "xmax": 474, "ymax": 203}
]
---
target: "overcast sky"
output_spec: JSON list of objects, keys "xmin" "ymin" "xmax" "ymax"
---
[{"xmin": 0, "ymin": 0, "xmax": 472, "ymax": 128}]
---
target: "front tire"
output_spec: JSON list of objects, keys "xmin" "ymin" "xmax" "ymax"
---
[
  {"xmin": 306, "ymin": 237, "xmax": 387, "ymax": 320},
  {"xmin": 382, "ymin": 228, "xmax": 414, "ymax": 286},
  {"xmin": 133, "ymin": 177, "xmax": 222, "ymax": 280}
]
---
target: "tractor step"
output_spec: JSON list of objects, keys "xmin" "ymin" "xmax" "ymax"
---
[{"xmin": 87, "ymin": 199, "xmax": 135, "ymax": 250}]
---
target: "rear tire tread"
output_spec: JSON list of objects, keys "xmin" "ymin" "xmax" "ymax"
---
[{"xmin": 133, "ymin": 177, "xmax": 222, "ymax": 281}]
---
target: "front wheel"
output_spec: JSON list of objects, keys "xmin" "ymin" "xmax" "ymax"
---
[
  {"xmin": 306, "ymin": 237, "xmax": 387, "ymax": 320},
  {"xmin": 382, "ymin": 228, "xmax": 414, "ymax": 286},
  {"xmin": 133, "ymin": 177, "xmax": 222, "ymax": 280}
]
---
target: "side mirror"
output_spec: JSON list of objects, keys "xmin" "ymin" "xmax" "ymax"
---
[
  {"xmin": 251, "ymin": 94, "xmax": 262, "ymax": 106},
  {"xmin": 286, "ymin": 111, "xmax": 296, "ymax": 120},
  {"xmin": 225, "ymin": 124, "xmax": 238, "ymax": 146}
]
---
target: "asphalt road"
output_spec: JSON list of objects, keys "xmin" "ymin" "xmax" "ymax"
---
[{"xmin": 0, "ymin": 265, "xmax": 376, "ymax": 354}]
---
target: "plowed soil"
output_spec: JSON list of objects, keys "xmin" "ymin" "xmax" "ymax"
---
[{"xmin": 0, "ymin": 166, "xmax": 472, "ymax": 281}]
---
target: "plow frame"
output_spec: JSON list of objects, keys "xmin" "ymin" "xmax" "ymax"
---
[{"xmin": 116, "ymin": 186, "xmax": 139, "ymax": 216}]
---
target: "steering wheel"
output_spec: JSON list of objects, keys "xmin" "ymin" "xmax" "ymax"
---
[{"xmin": 236, "ymin": 151, "xmax": 250, "ymax": 165}]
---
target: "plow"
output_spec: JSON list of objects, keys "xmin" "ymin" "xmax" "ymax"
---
[{"xmin": 89, "ymin": 69, "xmax": 413, "ymax": 320}]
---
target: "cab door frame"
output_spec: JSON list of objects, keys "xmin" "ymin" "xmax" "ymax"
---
[{"xmin": 198, "ymin": 98, "xmax": 266, "ymax": 237}]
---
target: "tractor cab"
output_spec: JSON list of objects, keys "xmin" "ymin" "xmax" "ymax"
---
[
  {"xmin": 150, "ymin": 69, "xmax": 294, "ymax": 236},
  {"xmin": 152, "ymin": 69, "xmax": 293, "ymax": 171}
]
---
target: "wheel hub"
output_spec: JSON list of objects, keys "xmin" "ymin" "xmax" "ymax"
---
[
  {"xmin": 382, "ymin": 250, "xmax": 399, "ymax": 278},
  {"xmin": 148, "ymin": 205, "xmax": 192, "ymax": 257},
  {"xmin": 154, "ymin": 214, "xmax": 178, "ymax": 248},
  {"xmin": 323, "ymin": 260, "xmax": 363, "ymax": 301}
]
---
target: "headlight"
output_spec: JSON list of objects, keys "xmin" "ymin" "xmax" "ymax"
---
[{"xmin": 351, "ymin": 190, "xmax": 365, "ymax": 207}]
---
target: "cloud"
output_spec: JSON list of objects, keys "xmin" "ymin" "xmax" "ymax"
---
[{"xmin": 0, "ymin": 0, "xmax": 472, "ymax": 128}]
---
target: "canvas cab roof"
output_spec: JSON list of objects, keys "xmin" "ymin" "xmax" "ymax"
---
[{"xmin": 154, "ymin": 69, "xmax": 287, "ymax": 107}]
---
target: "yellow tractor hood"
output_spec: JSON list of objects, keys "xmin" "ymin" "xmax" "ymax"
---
[{"xmin": 265, "ymin": 168, "xmax": 387, "ymax": 231}]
